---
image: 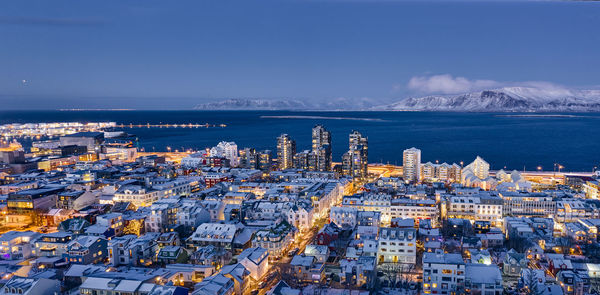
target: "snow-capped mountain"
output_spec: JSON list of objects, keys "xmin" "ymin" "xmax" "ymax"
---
[
  {"xmin": 194, "ymin": 97, "xmax": 378, "ymax": 111},
  {"xmin": 194, "ymin": 99, "xmax": 311, "ymax": 110},
  {"xmin": 378, "ymin": 87, "xmax": 600, "ymax": 112}
]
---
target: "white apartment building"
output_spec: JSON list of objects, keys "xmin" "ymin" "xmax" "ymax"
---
[
  {"xmin": 389, "ymin": 199, "xmax": 439, "ymax": 226},
  {"xmin": 556, "ymin": 198, "xmax": 600, "ymax": 223},
  {"xmin": 445, "ymin": 194, "xmax": 503, "ymax": 226},
  {"xmin": 181, "ymin": 153, "xmax": 206, "ymax": 168},
  {"xmin": 114, "ymin": 179, "xmax": 191, "ymax": 207},
  {"xmin": 463, "ymin": 156, "xmax": 490, "ymax": 180},
  {"xmin": 330, "ymin": 207, "xmax": 359, "ymax": 228},
  {"xmin": 377, "ymin": 228, "xmax": 416, "ymax": 264},
  {"xmin": 499, "ymin": 191, "xmax": 556, "ymax": 217},
  {"xmin": 403, "ymin": 148, "xmax": 421, "ymax": 183},
  {"xmin": 422, "ymin": 162, "xmax": 459, "ymax": 183},
  {"xmin": 342, "ymin": 194, "xmax": 392, "ymax": 224},
  {"xmin": 283, "ymin": 202, "xmax": 314, "ymax": 232},
  {"xmin": 210, "ymin": 141, "xmax": 239, "ymax": 167},
  {"xmin": 422, "ymin": 251, "xmax": 466, "ymax": 295}
]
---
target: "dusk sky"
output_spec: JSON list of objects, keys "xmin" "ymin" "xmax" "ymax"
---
[{"xmin": 1, "ymin": 0, "xmax": 599, "ymax": 109}]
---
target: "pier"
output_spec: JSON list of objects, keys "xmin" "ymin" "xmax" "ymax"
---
[{"xmin": 115, "ymin": 123, "xmax": 226, "ymax": 128}]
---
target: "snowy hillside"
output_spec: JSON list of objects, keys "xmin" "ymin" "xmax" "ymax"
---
[{"xmin": 378, "ymin": 87, "xmax": 600, "ymax": 112}]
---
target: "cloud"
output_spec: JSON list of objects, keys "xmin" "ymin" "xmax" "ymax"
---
[
  {"xmin": 0, "ymin": 16, "xmax": 105, "ymax": 26},
  {"xmin": 404, "ymin": 74, "xmax": 577, "ymax": 96},
  {"xmin": 407, "ymin": 74, "xmax": 500, "ymax": 95}
]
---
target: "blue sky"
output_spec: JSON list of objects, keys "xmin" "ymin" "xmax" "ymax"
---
[{"xmin": 1, "ymin": 0, "xmax": 599, "ymax": 109}]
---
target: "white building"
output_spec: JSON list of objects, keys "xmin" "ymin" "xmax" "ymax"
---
[
  {"xmin": 238, "ymin": 247, "xmax": 269, "ymax": 281},
  {"xmin": 403, "ymin": 148, "xmax": 421, "ymax": 183},
  {"xmin": 114, "ymin": 178, "xmax": 192, "ymax": 207},
  {"xmin": 211, "ymin": 141, "xmax": 239, "ymax": 167},
  {"xmin": 188, "ymin": 223, "xmax": 239, "ymax": 250},
  {"xmin": 342, "ymin": 194, "xmax": 391, "ymax": 224},
  {"xmin": 0, "ymin": 231, "xmax": 40, "ymax": 260},
  {"xmin": 33, "ymin": 232, "xmax": 72, "ymax": 257},
  {"xmin": 464, "ymin": 264, "xmax": 503, "ymax": 295},
  {"xmin": 377, "ymin": 228, "xmax": 416, "ymax": 264},
  {"xmin": 463, "ymin": 156, "xmax": 490, "ymax": 180},
  {"xmin": 1, "ymin": 277, "xmax": 60, "ymax": 295},
  {"xmin": 422, "ymin": 250, "xmax": 466, "ymax": 295},
  {"xmin": 389, "ymin": 199, "xmax": 439, "ymax": 226},
  {"xmin": 330, "ymin": 207, "xmax": 359, "ymax": 228},
  {"xmin": 283, "ymin": 202, "xmax": 314, "ymax": 233},
  {"xmin": 445, "ymin": 194, "xmax": 503, "ymax": 226},
  {"xmin": 499, "ymin": 191, "xmax": 556, "ymax": 217}
]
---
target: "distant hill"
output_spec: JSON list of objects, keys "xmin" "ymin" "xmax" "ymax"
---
[
  {"xmin": 376, "ymin": 87, "xmax": 600, "ymax": 112},
  {"xmin": 194, "ymin": 97, "xmax": 379, "ymax": 111}
]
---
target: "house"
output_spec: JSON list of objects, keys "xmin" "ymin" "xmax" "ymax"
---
[
  {"xmin": 422, "ymin": 250, "xmax": 466, "ymax": 295},
  {"xmin": 238, "ymin": 247, "xmax": 269, "ymax": 281},
  {"xmin": 96, "ymin": 213, "xmax": 124, "ymax": 236},
  {"xmin": 190, "ymin": 245, "xmax": 232, "ymax": 269},
  {"xmin": 556, "ymin": 270, "xmax": 589, "ymax": 295},
  {"xmin": 187, "ymin": 223, "xmax": 239, "ymax": 251},
  {"xmin": 339, "ymin": 256, "xmax": 376, "ymax": 289},
  {"xmin": 57, "ymin": 190, "xmax": 97, "ymax": 210},
  {"xmin": 216, "ymin": 263, "xmax": 250, "ymax": 295},
  {"xmin": 0, "ymin": 231, "xmax": 40, "ymax": 260},
  {"xmin": 34, "ymin": 232, "xmax": 73, "ymax": 257},
  {"xmin": 289, "ymin": 255, "xmax": 325, "ymax": 284},
  {"xmin": 266, "ymin": 281, "xmax": 301, "ymax": 295},
  {"xmin": 469, "ymin": 249, "xmax": 492, "ymax": 265},
  {"xmin": 164, "ymin": 264, "xmax": 216, "ymax": 289},
  {"xmin": 252, "ymin": 221, "xmax": 296, "ymax": 260},
  {"xmin": 58, "ymin": 218, "xmax": 91, "ymax": 234},
  {"xmin": 316, "ymin": 222, "xmax": 340, "ymax": 248},
  {"xmin": 79, "ymin": 277, "xmax": 187, "ymax": 295},
  {"xmin": 157, "ymin": 232, "xmax": 180, "ymax": 248},
  {"xmin": 157, "ymin": 246, "xmax": 188, "ymax": 264},
  {"xmin": 304, "ymin": 245, "xmax": 330, "ymax": 263},
  {"xmin": 64, "ymin": 235, "xmax": 108, "ymax": 264},
  {"xmin": 503, "ymin": 249, "xmax": 528, "ymax": 277},
  {"xmin": 63, "ymin": 264, "xmax": 109, "ymax": 290},
  {"xmin": 193, "ymin": 274, "xmax": 234, "ymax": 295},
  {"xmin": 0, "ymin": 277, "xmax": 60, "ymax": 295},
  {"xmin": 107, "ymin": 233, "xmax": 159, "ymax": 267},
  {"xmin": 464, "ymin": 264, "xmax": 503, "ymax": 295}
]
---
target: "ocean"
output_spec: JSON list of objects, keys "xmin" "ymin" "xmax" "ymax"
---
[{"xmin": 1, "ymin": 110, "xmax": 599, "ymax": 172}]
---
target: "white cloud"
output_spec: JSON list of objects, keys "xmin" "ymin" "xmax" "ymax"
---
[
  {"xmin": 404, "ymin": 74, "xmax": 576, "ymax": 96},
  {"xmin": 407, "ymin": 74, "xmax": 500, "ymax": 95}
]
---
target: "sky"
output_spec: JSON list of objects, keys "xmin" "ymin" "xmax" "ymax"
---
[{"xmin": 1, "ymin": 0, "xmax": 599, "ymax": 109}]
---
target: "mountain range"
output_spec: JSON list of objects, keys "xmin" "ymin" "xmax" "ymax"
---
[
  {"xmin": 194, "ymin": 87, "xmax": 600, "ymax": 112},
  {"xmin": 194, "ymin": 97, "xmax": 378, "ymax": 111}
]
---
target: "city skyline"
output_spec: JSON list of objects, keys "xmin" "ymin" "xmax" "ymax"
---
[{"xmin": 2, "ymin": 2, "xmax": 600, "ymax": 294}]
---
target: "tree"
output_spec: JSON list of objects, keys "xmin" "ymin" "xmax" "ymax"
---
[
  {"xmin": 521, "ymin": 270, "xmax": 543, "ymax": 295},
  {"xmin": 379, "ymin": 262, "xmax": 410, "ymax": 289},
  {"xmin": 507, "ymin": 236, "xmax": 533, "ymax": 253}
]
